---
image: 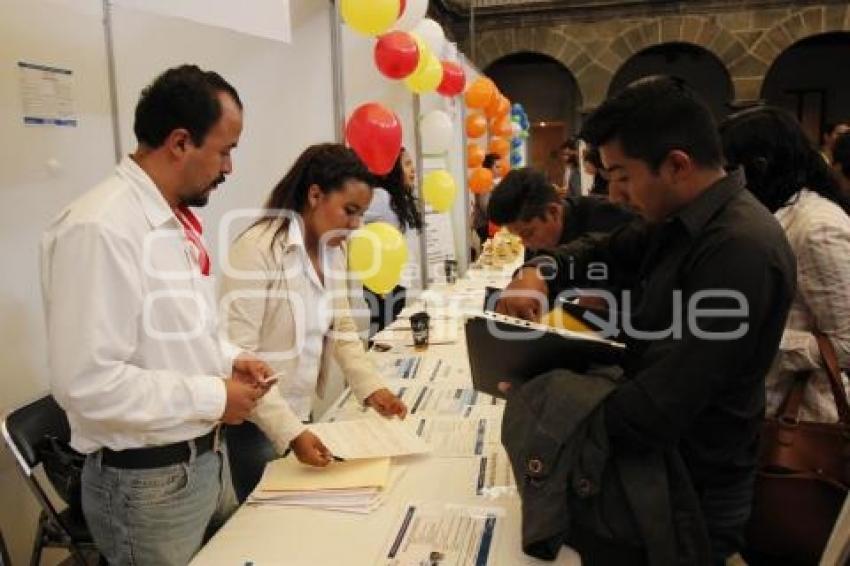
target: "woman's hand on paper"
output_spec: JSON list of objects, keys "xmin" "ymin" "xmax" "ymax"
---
[
  {"xmin": 290, "ymin": 430, "xmax": 332, "ymax": 467},
  {"xmin": 366, "ymin": 388, "xmax": 409, "ymax": 419}
]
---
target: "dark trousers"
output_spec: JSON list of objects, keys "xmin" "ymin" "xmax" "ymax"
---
[
  {"xmin": 364, "ymin": 285, "xmax": 407, "ymax": 337},
  {"xmin": 224, "ymin": 422, "xmax": 276, "ymax": 503},
  {"xmin": 699, "ymin": 480, "xmax": 754, "ymax": 565}
]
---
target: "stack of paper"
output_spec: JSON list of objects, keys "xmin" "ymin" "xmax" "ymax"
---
[{"xmin": 248, "ymin": 456, "xmax": 400, "ymax": 514}]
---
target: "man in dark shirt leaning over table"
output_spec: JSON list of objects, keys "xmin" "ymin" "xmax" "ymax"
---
[
  {"xmin": 486, "ymin": 166, "xmax": 635, "ymax": 258},
  {"xmin": 496, "ymin": 77, "xmax": 796, "ymax": 565}
]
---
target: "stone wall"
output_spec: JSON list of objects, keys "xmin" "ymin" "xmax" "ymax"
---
[{"xmin": 464, "ymin": 3, "xmax": 850, "ymax": 110}]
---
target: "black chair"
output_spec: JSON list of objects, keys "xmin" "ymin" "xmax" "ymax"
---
[
  {"xmin": 224, "ymin": 421, "xmax": 277, "ymax": 503},
  {"xmin": 1, "ymin": 395, "xmax": 99, "ymax": 565}
]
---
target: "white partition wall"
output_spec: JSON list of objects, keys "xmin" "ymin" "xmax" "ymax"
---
[
  {"xmin": 110, "ymin": 0, "xmax": 336, "ymax": 262},
  {"xmin": 0, "ymin": 1, "xmax": 116, "ymax": 561}
]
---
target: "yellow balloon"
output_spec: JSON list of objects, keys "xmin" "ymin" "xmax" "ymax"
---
[
  {"xmin": 341, "ymin": 0, "xmax": 400, "ymax": 36},
  {"xmin": 348, "ymin": 222, "xmax": 408, "ymax": 294},
  {"xmin": 422, "ymin": 170, "xmax": 457, "ymax": 213},
  {"xmin": 404, "ymin": 52, "xmax": 443, "ymax": 94},
  {"xmin": 409, "ymin": 33, "xmax": 430, "ymax": 76}
]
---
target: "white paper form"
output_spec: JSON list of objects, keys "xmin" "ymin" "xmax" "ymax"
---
[
  {"xmin": 405, "ymin": 386, "xmax": 504, "ymax": 416},
  {"xmin": 376, "ymin": 356, "xmax": 426, "ymax": 381},
  {"xmin": 309, "ymin": 418, "xmax": 431, "ymax": 460},
  {"xmin": 415, "ymin": 417, "xmax": 486, "ymax": 458},
  {"xmin": 328, "ymin": 385, "xmax": 502, "ymax": 421},
  {"xmin": 382, "ymin": 503, "xmax": 503, "ymax": 566},
  {"xmin": 475, "ymin": 450, "xmax": 517, "ymax": 498},
  {"xmin": 409, "ymin": 416, "xmax": 501, "ymax": 458},
  {"xmin": 374, "ymin": 357, "xmax": 468, "ymax": 385}
]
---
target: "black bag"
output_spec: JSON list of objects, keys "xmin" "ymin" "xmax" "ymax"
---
[{"xmin": 39, "ymin": 435, "xmax": 85, "ymax": 519}]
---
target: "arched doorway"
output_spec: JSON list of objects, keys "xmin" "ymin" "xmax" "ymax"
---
[
  {"xmin": 485, "ymin": 52, "xmax": 582, "ymax": 175},
  {"xmin": 608, "ymin": 42, "xmax": 733, "ymax": 121},
  {"xmin": 761, "ymin": 32, "xmax": 850, "ymax": 146}
]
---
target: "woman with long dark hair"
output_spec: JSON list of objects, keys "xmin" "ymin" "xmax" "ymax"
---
[
  {"xmin": 221, "ymin": 143, "xmax": 407, "ymax": 474},
  {"xmin": 720, "ymin": 106, "xmax": 850, "ymax": 422},
  {"xmin": 362, "ymin": 147, "xmax": 423, "ymax": 334},
  {"xmin": 581, "ymin": 145, "xmax": 609, "ymax": 197}
]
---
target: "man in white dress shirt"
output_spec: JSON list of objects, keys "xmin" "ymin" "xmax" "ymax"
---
[{"xmin": 41, "ymin": 65, "xmax": 274, "ymax": 565}]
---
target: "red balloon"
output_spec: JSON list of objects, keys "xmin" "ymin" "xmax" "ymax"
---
[
  {"xmin": 399, "ymin": 0, "xmax": 406, "ymax": 17},
  {"xmin": 345, "ymin": 103, "xmax": 402, "ymax": 176},
  {"xmin": 437, "ymin": 61, "xmax": 466, "ymax": 97},
  {"xmin": 375, "ymin": 31, "xmax": 419, "ymax": 80}
]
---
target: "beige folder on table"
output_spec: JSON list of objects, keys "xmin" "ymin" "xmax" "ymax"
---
[{"xmin": 256, "ymin": 456, "xmax": 391, "ymax": 492}]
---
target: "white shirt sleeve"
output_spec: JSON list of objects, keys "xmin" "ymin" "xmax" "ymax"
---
[
  {"xmin": 779, "ymin": 217, "xmax": 850, "ymax": 372},
  {"xmin": 44, "ymin": 222, "xmax": 226, "ymax": 432}
]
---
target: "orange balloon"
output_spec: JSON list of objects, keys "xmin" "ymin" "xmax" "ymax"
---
[
  {"xmin": 496, "ymin": 96, "xmax": 511, "ymax": 117},
  {"xmin": 491, "ymin": 115, "xmax": 512, "ymax": 138},
  {"xmin": 483, "ymin": 91, "xmax": 502, "ymax": 118},
  {"xmin": 488, "ymin": 136, "xmax": 510, "ymax": 157},
  {"xmin": 469, "ymin": 167, "xmax": 494, "ymax": 194},
  {"xmin": 465, "ymin": 77, "xmax": 496, "ymax": 110},
  {"xmin": 466, "ymin": 113, "xmax": 487, "ymax": 138},
  {"xmin": 467, "ymin": 143, "xmax": 485, "ymax": 168}
]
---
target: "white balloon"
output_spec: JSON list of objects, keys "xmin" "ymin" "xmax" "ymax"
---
[
  {"xmin": 394, "ymin": 0, "xmax": 428, "ymax": 32},
  {"xmin": 511, "ymin": 121, "xmax": 522, "ymax": 136},
  {"xmin": 412, "ymin": 18, "xmax": 445, "ymax": 55},
  {"xmin": 420, "ymin": 110, "xmax": 453, "ymax": 155}
]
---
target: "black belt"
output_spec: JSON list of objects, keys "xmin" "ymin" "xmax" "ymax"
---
[{"xmin": 101, "ymin": 428, "xmax": 217, "ymax": 469}]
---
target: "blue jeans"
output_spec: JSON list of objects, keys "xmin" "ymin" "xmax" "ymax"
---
[{"xmin": 81, "ymin": 443, "xmax": 237, "ymax": 565}]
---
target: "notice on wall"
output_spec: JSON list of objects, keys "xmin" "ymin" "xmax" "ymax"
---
[
  {"xmin": 18, "ymin": 62, "xmax": 77, "ymax": 127},
  {"xmin": 424, "ymin": 210, "xmax": 456, "ymax": 284}
]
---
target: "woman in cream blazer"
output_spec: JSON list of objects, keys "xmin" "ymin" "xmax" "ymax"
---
[{"xmin": 221, "ymin": 144, "xmax": 407, "ymax": 467}]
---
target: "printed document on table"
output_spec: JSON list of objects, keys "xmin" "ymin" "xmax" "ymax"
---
[
  {"xmin": 475, "ymin": 449, "xmax": 517, "ymax": 497},
  {"xmin": 327, "ymin": 385, "xmax": 502, "ymax": 421},
  {"xmin": 409, "ymin": 416, "xmax": 501, "ymax": 458},
  {"xmin": 382, "ymin": 503, "xmax": 503, "ymax": 566},
  {"xmin": 373, "ymin": 356, "xmax": 470, "ymax": 385},
  {"xmin": 309, "ymin": 418, "xmax": 431, "ymax": 459}
]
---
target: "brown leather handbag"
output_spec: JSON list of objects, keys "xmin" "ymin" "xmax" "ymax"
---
[{"xmin": 747, "ymin": 334, "xmax": 850, "ymax": 564}]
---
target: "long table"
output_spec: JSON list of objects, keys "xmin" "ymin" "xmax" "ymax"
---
[{"xmin": 191, "ymin": 264, "xmax": 579, "ymax": 566}]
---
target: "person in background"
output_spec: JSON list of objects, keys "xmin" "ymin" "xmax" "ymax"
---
[
  {"xmin": 551, "ymin": 137, "xmax": 583, "ymax": 198},
  {"xmin": 472, "ymin": 152, "xmax": 506, "ymax": 244},
  {"xmin": 820, "ymin": 121, "xmax": 849, "ymax": 164},
  {"xmin": 582, "ymin": 145, "xmax": 610, "ymax": 197},
  {"xmin": 221, "ymin": 143, "xmax": 408, "ymax": 473},
  {"xmin": 833, "ymin": 132, "xmax": 850, "ymax": 197},
  {"xmin": 363, "ymin": 147, "xmax": 423, "ymax": 334},
  {"xmin": 721, "ymin": 106, "xmax": 850, "ymax": 423},
  {"xmin": 41, "ymin": 65, "xmax": 275, "ymax": 565},
  {"xmin": 488, "ymin": 167, "xmax": 633, "ymax": 255},
  {"xmin": 497, "ymin": 77, "xmax": 795, "ymax": 564}
]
